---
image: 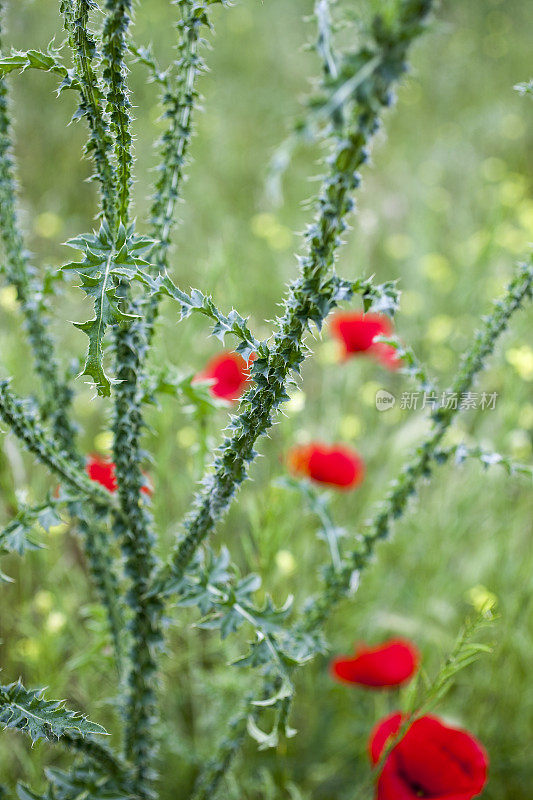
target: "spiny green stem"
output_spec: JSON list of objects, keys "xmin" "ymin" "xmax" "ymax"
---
[
  {"xmin": 99, "ymin": 3, "xmax": 160, "ymax": 789},
  {"xmin": 190, "ymin": 709, "xmax": 249, "ymax": 800},
  {"xmin": 61, "ymin": 731, "xmax": 128, "ymax": 777},
  {"xmin": 150, "ymin": 0, "xmax": 203, "ymax": 272},
  {"xmin": 79, "ymin": 514, "xmax": 128, "ymax": 675},
  {"xmin": 155, "ymin": 0, "xmax": 434, "ymax": 594},
  {"xmin": 303, "ymin": 257, "xmax": 533, "ymax": 630},
  {"xmin": 0, "ymin": 7, "xmax": 77, "ymax": 452},
  {"xmin": 2, "ymin": 4, "xmax": 127, "ymax": 672},
  {"xmin": 195, "ymin": 257, "xmax": 532, "ymax": 797},
  {"xmin": 112, "ymin": 319, "xmax": 162, "ymax": 799},
  {"xmin": 62, "ymin": 0, "xmax": 117, "ymax": 228},
  {"xmin": 107, "ymin": 5, "xmax": 231, "ymax": 787},
  {"xmin": 380, "ymin": 334, "xmax": 438, "ymax": 393},
  {"xmin": 143, "ymin": 0, "xmax": 229, "ymax": 343},
  {"xmin": 102, "ymin": 0, "xmax": 134, "ymax": 225},
  {"xmin": 315, "ymin": 0, "xmax": 338, "ymax": 80},
  {"xmin": 0, "ymin": 380, "xmax": 116, "ymax": 510},
  {"xmin": 434, "ymin": 443, "xmax": 533, "ymax": 478}
]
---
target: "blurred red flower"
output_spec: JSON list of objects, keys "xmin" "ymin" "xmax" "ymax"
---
[
  {"xmin": 196, "ymin": 351, "xmax": 252, "ymax": 401},
  {"xmin": 86, "ymin": 455, "xmax": 152, "ymax": 496},
  {"xmin": 369, "ymin": 712, "xmax": 488, "ymax": 800},
  {"xmin": 287, "ymin": 442, "xmax": 365, "ymax": 489},
  {"xmin": 331, "ymin": 638, "xmax": 419, "ymax": 688},
  {"xmin": 330, "ymin": 311, "xmax": 399, "ymax": 369}
]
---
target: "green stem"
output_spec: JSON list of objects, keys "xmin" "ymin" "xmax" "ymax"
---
[
  {"xmin": 102, "ymin": 0, "xmax": 134, "ymax": 225},
  {"xmin": 0, "ymin": 5, "xmax": 127, "ymax": 672},
  {"xmin": 80, "ymin": 515, "xmax": 128, "ymax": 675},
  {"xmin": 61, "ymin": 731, "xmax": 129, "ymax": 778},
  {"xmin": 156, "ymin": 0, "xmax": 434, "ymax": 594},
  {"xmin": 303, "ymin": 257, "xmax": 533, "ymax": 630},
  {"xmin": 0, "ymin": 6, "xmax": 77, "ymax": 452},
  {"xmin": 144, "ymin": 0, "xmax": 228, "ymax": 343},
  {"xmin": 112, "ymin": 319, "xmax": 161, "ymax": 798},
  {"xmin": 62, "ymin": 0, "xmax": 117, "ymax": 228},
  {"xmin": 0, "ymin": 380, "xmax": 115, "ymax": 510},
  {"xmin": 193, "ymin": 257, "xmax": 532, "ymax": 798}
]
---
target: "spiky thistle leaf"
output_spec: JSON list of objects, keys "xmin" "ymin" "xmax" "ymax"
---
[
  {"xmin": 0, "ymin": 44, "xmax": 79, "ymax": 93},
  {"xmin": 62, "ymin": 220, "xmax": 155, "ymax": 396},
  {"xmin": 0, "ymin": 681, "xmax": 107, "ymax": 744}
]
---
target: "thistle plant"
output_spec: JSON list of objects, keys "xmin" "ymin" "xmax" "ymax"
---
[{"xmin": 0, "ymin": 1, "xmax": 531, "ymax": 799}]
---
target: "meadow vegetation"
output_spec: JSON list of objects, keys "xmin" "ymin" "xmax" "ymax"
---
[{"xmin": 0, "ymin": 0, "xmax": 532, "ymax": 798}]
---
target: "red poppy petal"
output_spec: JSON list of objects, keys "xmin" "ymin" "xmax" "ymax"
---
[
  {"xmin": 307, "ymin": 446, "xmax": 365, "ymax": 489},
  {"xmin": 86, "ymin": 455, "xmax": 118, "ymax": 493},
  {"xmin": 369, "ymin": 712, "xmax": 403, "ymax": 765},
  {"xmin": 287, "ymin": 444, "xmax": 314, "ymax": 477},
  {"xmin": 330, "ymin": 312, "xmax": 393, "ymax": 358},
  {"xmin": 332, "ymin": 639, "xmax": 419, "ymax": 689},
  {"xmin": 371, "ymin": 341, "xmax": 401, "ymax": 370},
  {"xmin": 371, "ymin": 714, "xmax": 488, "ymax": 800},
  {"xmin": 377, "ymin": 755, "xmax": 420, "ymax": 800},
  {"xmin": 396, "ymin": 717, "xmax": 488, "ymax": 797},
  {"xmin": 287, "ymin": 443, "xmax": 365, "ymax": 490},
  {"xmin": 197, "ymin": 352, "xmax": 251, "ymax": 401}
]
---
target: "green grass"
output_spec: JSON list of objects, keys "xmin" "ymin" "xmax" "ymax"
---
[{"xmin": 0, "ymin": 0, "xmax": 532, "ymax": 797}]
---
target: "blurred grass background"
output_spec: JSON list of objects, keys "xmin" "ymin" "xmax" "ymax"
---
[{"xmin": 0, "ymin": 0, "xmax": 532, "ymax": 797}]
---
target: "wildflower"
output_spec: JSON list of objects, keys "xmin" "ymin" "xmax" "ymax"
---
[
  {"xmin": 330, "ymin": 311, "xmax": 399, "ymax": 369},
  {"xmin": 86, "ymin": 455, "xmax": 152, "ymax": 496},
  {"xmin": 86, "ymin": 454, "xmax": 117, "ymax": 492},
  {"xmin": 287, "ymin": 442, "xmax": 365, "ymax": 489},
  {"xmin": 196, "ymin": 351, "xmax": 252, "ymax": 401},
  {"xmin": 369, "ymin": 712, "xmax": 488, "ymax": 800},
  {"xmin": 331, "ymin": 639, "xmax": 419, "ymax": 688}
]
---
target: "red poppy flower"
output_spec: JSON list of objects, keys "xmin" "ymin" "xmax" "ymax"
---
[
  {"xmin": 287, "ymin": 442, "xmax": 365, "ymax": 490},
  {"xmin": 331, "ymin": 639, "xmax": 419, "ymax": 688},
  {"xmin": 330, "ymin": 311, "xmax": 399, "ymax": 369},
  {"xmin": 86, "ymin": 455, "xmax": 152, "ymax": 496},
  {"xmin": 369, "ymin": 712, "xmax": 488, "ymax": 800},
  {"xmin": 86, "ymin": 455, "xmax": 117, "ymax": 493},
  {"xmin": 196, "ymin": 351, "xmax": 252, "ymax": 401}
]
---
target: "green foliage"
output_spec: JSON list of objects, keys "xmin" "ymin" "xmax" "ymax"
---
[
  {"xmin": 62, "ymin": 220, "xmax": 154, "ymax": 397},
  {"xmin": 195, "ymin": 256, "xmax": 533, "ymax": 793},
  {"xmin": 111, "ymin": 314, "xmax": 161, "ymax": 797},
  {"xmin": 514, "ymin": 79, "xmax": 533, "ymax": 97},
  {"xmin": 0, "ymin": 498, "xmax": 60, "ymax": 581},
  {"xmin": 0, "ymin": 380, "xmax": 114, "ymax": 507},
  {"xmin": 0, "ymin": 46, "xmax": 78, "ymax": 91},
  {"xmin": 148, "ymin": 0, "xmax": 229, "ymax": 274},
  {"xmin": 19, "ymin": 762, "xmax": 134, "ymax": 800},
  {"xmin": 101, "ymin": 0, "xmax": 134, "ymax": 224},
  {"xmin": 0, "ymin": 381, "xmax": 114, "ymax": 509},
  {"xmin": 157, "ymin": 0, "xmax": 434, "ymax": 614},
  {"xmin": 0, "ymin": 27, "xmax": 76, "ymax": 450},
  {"xmin": 0, "ymin": 681, "xmax": 106, "ymax": 745},
  {"xmin": 61, "ymin": 0, "xmax": 117, "ymax": 228},
  {"xmin": 435, "ymin": 443, "xmax": 533, "ymax": 479},
  {"xmin": 357, "ymin": 613, "xmax": 496, "ymax": 798},
  {"xmin": 411, "ymin": 612, "xmax": 495, "ymax": 716}
]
